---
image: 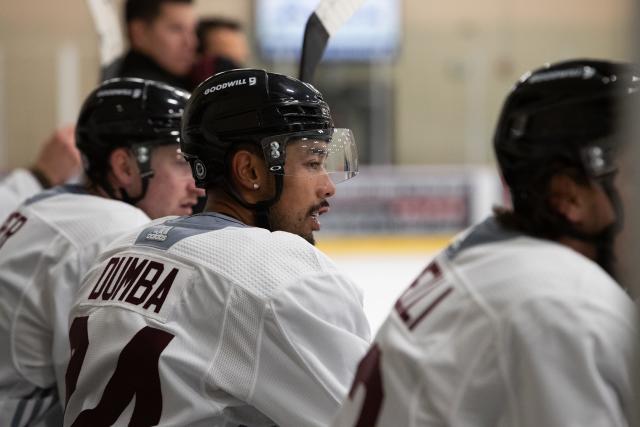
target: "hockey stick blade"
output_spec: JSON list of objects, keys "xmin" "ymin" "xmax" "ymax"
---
[{"xmin": 298, "ymin": 0, "xmax": 366, "ymax": 83}]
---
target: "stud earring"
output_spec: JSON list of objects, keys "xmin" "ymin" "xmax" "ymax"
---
[{"xmin": 253, "ymin": 183, "xmax": 260, "ymax": 190}]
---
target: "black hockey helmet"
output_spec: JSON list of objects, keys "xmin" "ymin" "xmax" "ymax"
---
[
  {"xmin": 181, "ymin": 69, "xmax": 358, "ymax": 227},
  {"xmin": 494, "ymin": 59, "xmax": 639, "ymax": 277},
  {"xmin": 76, "ymin": 78, "xmax": 189, "ymax": 202},
  {"xmin": 494, "ymin": 59, "xmax": 639, "ymax": 211}
]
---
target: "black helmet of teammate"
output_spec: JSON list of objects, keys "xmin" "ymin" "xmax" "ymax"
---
[
  {"xmin": 181, "ymin": 69, "xmax": 358, "ymax": 228},
  {"xmin": 76, "ymin": 78, "xmax": 189, "ymax": 203},
  {"xmin": 494, "ymin": 59, "xmax": 639, "ymax": 212},
  {"xmin": 494, "ymin": 59, "xmax": 639, "ymax": 277}
]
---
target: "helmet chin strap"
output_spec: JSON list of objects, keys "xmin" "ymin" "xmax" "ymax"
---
[
  {"xmin": 119, "ymin": 172, "xmax": 153, "ymax": 205},
  {"xmin": 223, "ymin": 174, "xmax": 284, "ymax": 230}
]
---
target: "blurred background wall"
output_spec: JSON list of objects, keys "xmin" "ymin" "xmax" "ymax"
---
[
  {"xmin": 0, "ymin": 0, "xmax": 635, "ymax": 332},
  {"xmin": 0, "ymin": 0, "xmax": 632, "ymax": 170}
]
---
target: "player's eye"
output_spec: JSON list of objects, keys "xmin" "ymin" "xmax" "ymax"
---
[{"xmin": 305, "ymin": 159, "xmax": 328, "ymax": 173}]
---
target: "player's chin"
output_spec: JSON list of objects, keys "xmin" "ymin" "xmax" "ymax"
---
[
  {"xmin": 170, "ymin": 204, "xmax": 194, "ymax": 216},
  {"xmin": 301, "ymin": 231, "xmax": 316, "ymax": 246}
]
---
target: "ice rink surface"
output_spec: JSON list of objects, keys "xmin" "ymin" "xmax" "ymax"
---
[
  {"xmin": 332, "ymin": 253, "xmax": 435, "ymax": 333},
  {"xmin": 318, "ymin": 236, "xmax": 450, "ymax": 334}
]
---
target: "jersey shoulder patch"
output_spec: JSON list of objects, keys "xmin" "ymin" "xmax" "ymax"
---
[
  {"xmin": 446, "ymin": 216, "xmax": 520, "ymax": 260},
  {"xmin": 134, "ymin": 213, "xmax": 248, "ymax": 251},
  {"xmin": 23, "ymin": 184, "xmax": 88, "ymax": 206}
]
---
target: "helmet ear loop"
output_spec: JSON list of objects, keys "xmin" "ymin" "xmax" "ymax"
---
[
  {"xmin": 219, "ymin": 142, "xmax": 285, "ymax": 230},
  {"xmin": 119, "ymin": 144, "xmax": 155, "ymax": 205}
]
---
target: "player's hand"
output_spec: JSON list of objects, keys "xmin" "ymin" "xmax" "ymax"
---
[{"xmin": 31, "ymin": 125, "xmax": 82, "ymax": 187}]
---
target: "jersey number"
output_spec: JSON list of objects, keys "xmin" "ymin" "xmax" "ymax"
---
[
  {"xmin": 65, "ymin": 316, "xmax": 174, "ymax": 426},
  {"xmin": 0, "ymin": 212, "xmax": 27, "ymax": 250},
  {"xmin": 347, "ymin": 344, "xmax": 384, "ymax": 427}
]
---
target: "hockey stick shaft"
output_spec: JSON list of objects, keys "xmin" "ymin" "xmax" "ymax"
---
[{"xmin": 299, "ymin": 0, "xmax": 366, "ymax": 83}]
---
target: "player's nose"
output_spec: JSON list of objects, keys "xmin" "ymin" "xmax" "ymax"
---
[{"xmin": 319, "ymin": 174, "xmax": 336, "ymax": 198}]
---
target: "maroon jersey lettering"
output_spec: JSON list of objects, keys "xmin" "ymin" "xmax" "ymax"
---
[
  {"xmin": 143, "ymin": 268, "xmax": 179, "ymax": 313},
  {"xmin": 86, "ymin": 257, "xmax": 179, "ymax": 314},
  {"xmin": 395, "ymin": 261, "xmax": 453, "ymax": 330},
  {"xmin": 0, "ymin": 212, "xmax": 27, "ymax": 249},
  {"xmin": 65, "ymin": 316, "xmax": 89, "ymax": 404},
  {"xmin": 125, "ymin": 261, "xmax": 164, "ymax": 305},
  {"xmin": 114, "ymin": 257, "xmax": 149, "ymax": 301},
  {"xmin": 66, "ymin": 317, "xmax": 174, "ymax": 426},
  {"xmin": 89, "ymin": 257, "xmax": 122, "ymax": 299},
  {"xmin": 347, "ymin": 344, "xmax": 384, "ymax": 427}
]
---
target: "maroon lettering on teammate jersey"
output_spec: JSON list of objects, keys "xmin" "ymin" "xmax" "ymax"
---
[
  {"xmin": 0, "ymin": 211, "xmax": 27, "ymax": 250},
  {"xmin": 86, "ymin": 256, "xmax": 182, "ymax": 316},
  {"xmin": 394, "ymin": 261, "xmax": 453, "ymax": 330}
]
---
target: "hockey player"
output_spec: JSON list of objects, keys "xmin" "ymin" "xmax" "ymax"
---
[
  {"xmin": 333, "ymin": 59, "xmax": 639, "ymax": 427},
  {"xmin": 63, "ymin": 69, "xmax": 370, "ymax": 427},
  {"xmin": 0, "ymin": 78, "xmax": 203, "ymax": 426}
]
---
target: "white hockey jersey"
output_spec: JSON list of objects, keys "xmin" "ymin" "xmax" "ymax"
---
[
  {"xmin": 333, "ymin": 217, "xmax": 638, "ymax": 427},
  {"xmin": 63, "ymin": 213, "xmax": 371, "ymax": 427},
  {"xmin": 0, "ymin": 169, "xmax": 42, "ymax": 221},
  {"xmin": 0, "ymin": 185, "xmax": 150, "ymax": 427}
]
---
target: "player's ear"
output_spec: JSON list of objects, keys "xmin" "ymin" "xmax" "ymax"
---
[
  {"xmin": 229, "ymin": 149, "xmax": 269, "ymax": 203},
  {"xmin": 548, "ymin": 173, "xmax": 588, "ymax": 224},
  {"xmin": 109, "ymin": 148, "xmax": 138, "ymax": 188}
]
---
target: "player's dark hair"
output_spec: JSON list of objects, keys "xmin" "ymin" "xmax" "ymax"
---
[
  {"xmin": 196, "ymin": 18, "xmax": 243, "ymax": 54},
  {"xmin": 125, "ymin": 0, "xmax": 193, "ymax": 24},
  {"xmin": 494, "ymin": 163, "xmax": 591, "ymax": 240}
]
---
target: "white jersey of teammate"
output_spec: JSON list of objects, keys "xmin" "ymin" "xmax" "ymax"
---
[
  {"xmin": 334, "ymin": 217, "xmax": 638, "ymax": 427},
  {"xmin": 64, "ymin": 213, "xmax": 371, "ymax": 427},
  {"xmin": 0, "ymin": 169, "xmax": 43, "ymax": 221},
  {"xmin": 0, "ymin": 185, "xmax": 150, "ymax": 427}
]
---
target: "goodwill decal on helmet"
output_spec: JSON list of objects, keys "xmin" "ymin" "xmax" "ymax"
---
[
  {"xmin": 527, "ymin": 66, "xmax": 597, "ymax": 84},
  {"xmin": 96, "ymin": 88, "xmax": 143, "ymax": 98},
  {"xmin": 203, "ymin": 77, "xmax": 257, "ymax": 96}
]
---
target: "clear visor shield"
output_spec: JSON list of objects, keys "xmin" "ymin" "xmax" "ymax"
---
[{"xmin": 261, "ymin": 128, "xmax": 359, "ymax": 183}]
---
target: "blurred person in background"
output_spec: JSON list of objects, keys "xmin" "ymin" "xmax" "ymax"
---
[
  {"xmin": 190, "ymin": 17, "xmax": 250, "ymax": 210},
  {"xmin": 333, "ymin": 59, "xmax": 639, "ymax": 427},
  {"xmin": 0, "ymin": 78, "xmax": 203, "ymax": 426},
  {"xmin": 115, "ymin": 0, "xmax": 197, "ymax": 91},
  {"xmin": 0, "ymin": 126, "xmax": 81, "ymax": 220},
  {"xmin": 190, "ymin": 17, "xmax": 249, "ymax": 87}
]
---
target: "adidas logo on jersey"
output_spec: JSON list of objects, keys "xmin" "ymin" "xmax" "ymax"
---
[{"xmin": 145, "ymin": 225, "xmax": 172, "ymax": 242}]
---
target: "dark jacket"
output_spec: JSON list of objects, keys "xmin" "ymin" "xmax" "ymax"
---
[{"xmin": 112, "ymin": 49, "xmax": 194, "ymax": 91}]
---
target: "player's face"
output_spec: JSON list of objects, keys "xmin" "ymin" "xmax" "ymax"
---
[
  {"xmin": 137, "ymin": 145, "xmax": 204, "ymax": 219},
  {"xmin": 563, "ymin": 171, "xmax": 619, "ymax": 276},
  {"xmin": 142, "ymin": 3, "xmax": 197, "ymax": 76},
  {"xmin": 268, "ymin": 140, "xmax": 336, "ymax": 245},
  {"xmin": 203, "ymin": 28, "xmax": 249, "ymax": 64},
  {"xmin": 578, "ymin": 180, "xmax": 617, "ymax": 234}
]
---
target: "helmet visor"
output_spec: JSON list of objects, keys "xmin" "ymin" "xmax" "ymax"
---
[{"xmin": 260, "ymin": 128, "xmax": 358, "ymax": 183}]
